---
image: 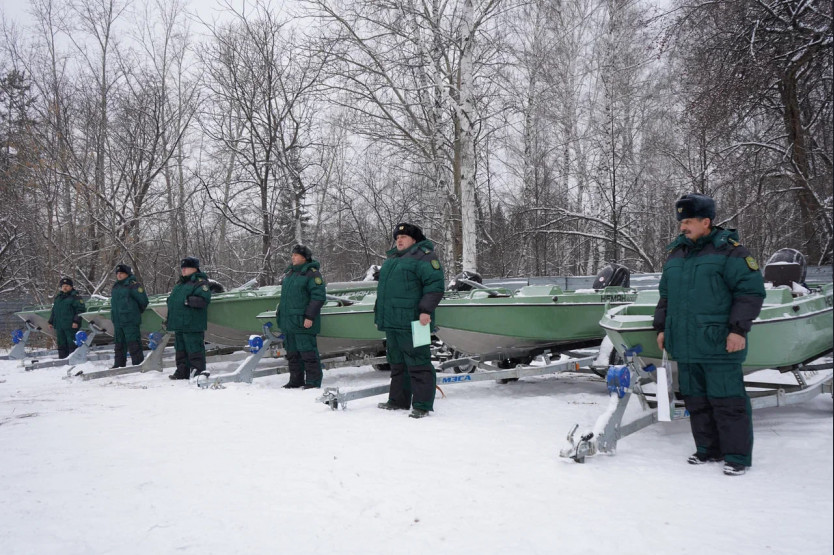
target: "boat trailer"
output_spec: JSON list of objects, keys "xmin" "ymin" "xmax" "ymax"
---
[
  {"xmin": 73, "ymin": 333, "xmax": 252, "ymax": 381},
  {"xmin": 315, "ymin": 351, "xmax": 599, "ymax": 410},
  {"xmin": 195, "ymin": 323, "xmax": 388, "ymax": 389},
  {"xmin": 5, "ymin": 321, "xmax": 61, "ymax": 361},
  {"xmin": 560, "ymin": 345, "xmax": 834, "ymax": 463},
  {"xmin": 18, "ymin": 323, "xmax": 115, "ymax": 370}
]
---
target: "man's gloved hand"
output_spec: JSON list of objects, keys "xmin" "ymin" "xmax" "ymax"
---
[{"xmin": 186, "ymin": 295, "xmax": 207, "ymax": 309}]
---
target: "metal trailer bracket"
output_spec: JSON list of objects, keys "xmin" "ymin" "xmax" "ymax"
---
[
  {"xmin": 74, "ymin": 332, "xmax": 174, "ymax": 380},
  {"xmin": 8, "ymin": 321, "xmax": 38, "ymax": 360},
  {"xmin": 317, "ymin": 353, "xmax": 598, "ymax": 411},
  {"xmin": 197, "ymin": 333, "xmax": 388, "ymax": 389},
  {"xmin": 196, "ymin": 324, "xmax": 285, "ymax": 389},
  {"xmin": 560, "ymin": 345, "xmax": 834, "ymax": 463}
]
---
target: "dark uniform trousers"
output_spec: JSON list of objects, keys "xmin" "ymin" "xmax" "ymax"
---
[
  {"xmin": 173, "ymin": 331, "xmax": 206, "ymax": 379},
  {"xmin": 56, "ymin": 328, "xmax": 78, "ymax": 359},
  {"xmin": 113, "ymin": 324, "xmax": 144, "ymax": 367},
  {"xmin": 385, "ymin": 329, "xmax": 436, "ymax": 411},
  {"xmin": 284, "ymin": 333, "xmax": 323, "ymax": 387},
  {"xmin": 679, "ymin": 362, "xmax": 754, "ymax": 467}
]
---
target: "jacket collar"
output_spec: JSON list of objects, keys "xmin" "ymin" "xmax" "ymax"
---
[
  {"xmin": 285, "ymin": 259, "xmax": 320, "ymax": 273},
  {"xmin": 386, "ymin": 239, "xmax": 434, "ymax": 257}
]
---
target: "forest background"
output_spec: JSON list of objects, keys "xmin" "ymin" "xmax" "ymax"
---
[{"xmin": 0, "ymin": 0, "xmax": 831, "ymax": 302}]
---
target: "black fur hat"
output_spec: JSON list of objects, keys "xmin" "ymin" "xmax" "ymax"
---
[
  {"xmin": 181, "ymin": 256, "xmax": 200, "ymax": 269},
  {"xmin": 675, "ymin": 193, "xmax": 716, "ymax": 221},
  {"xmin": 59, "ymin": 277, "xmax": 74, "ymax": 287},
  {"xmin": 292, "ymin": 244, "xmax": 313, "ymax": 261},
  {"xmin": 115, "ymin": 264, "xmax": 132, "ymax": 275},
  {"xmin": 393, "ymin": 222, "xmax": 426, "ymax": 242}
]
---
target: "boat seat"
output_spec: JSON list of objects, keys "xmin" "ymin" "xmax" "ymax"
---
[{"xmin": 763, "ymin": 287, "xmax": 793, "ymax": 306}]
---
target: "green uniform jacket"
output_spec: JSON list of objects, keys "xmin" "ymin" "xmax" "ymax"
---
[
  {"xmin": 653, "ymin": 227, "xmax": 765, "ymax": 363},
  {"xmin": 48, "ymin": 289, "xmax": 86, "ymax": 329},
  {"xmin": 374, "ymin": 239, "xmax": 445, "ymax": 331},
  {"xmin": 110, "ymin": 274, "xmax": 149, "ymax": 327},
  {"xmin": 166, "ymin": 271, "xmax": 212, "ymax": 332},
  {"xmin": 276, "ymin": 260, "xmax": 327, "ymax": 335}
]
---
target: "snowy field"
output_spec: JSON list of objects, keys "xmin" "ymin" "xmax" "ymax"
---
[{"xmin": 0, "ymin": 351, "xmax": 831, "ymax": 555}]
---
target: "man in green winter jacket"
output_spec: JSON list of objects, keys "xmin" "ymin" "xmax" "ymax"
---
[
  {"xmin": 653, "ymin": 193, "xmax": 765, "ymax": 476},
  {"xmin": 374, "ymin": 223, "xmax": 444, "ymax": 418},
  {"xmin": 166, "ymin": 257, "xmax": 212, "ymax": 380},
  {"xmin": 276, "ymin": 244, "xmax": 327, "ymax": 389},
  {"xmin": 48, "ymin": 277, "xmax": 86, "ymax": 359},
  {"xmin": 110, "ymin": 264, "xmax": 149, "ymax": 368}
]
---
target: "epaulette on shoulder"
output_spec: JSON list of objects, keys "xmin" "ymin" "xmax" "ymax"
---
[
  {"xmin": 421, "ymin": 246, "xmax": 431, "ymax": 254},
  {"xmin": 728, "ymin": 238, "xmax": 740, "ymax": 247}
]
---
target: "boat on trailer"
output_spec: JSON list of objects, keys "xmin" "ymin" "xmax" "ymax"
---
[
  {"xmin": 561, "ymin": 249, "xmax": 834, "ymax": 463},
  {"xmin": 15, "ymin": 297, "xmax": 112, "ymax": 344},
  {"xmin": 147, "ymin": 280, "xmax": 378, "ymax": 348},
  {"xmin": 255, "ymin": 288, "xmax": 386, "ymax": 359},
  {"xmin": 434, "ymin": 264, "xmax": 637, "ymax": 362},
  {"xmin": 80, "ymin": 294, "xmax": 168, "ymax": 340},
  {"xmin": 600, "ymin": 250, "xmax": 833, "ymax": 373}
]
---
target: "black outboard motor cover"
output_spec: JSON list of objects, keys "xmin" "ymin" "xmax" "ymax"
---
[
  {"xmin": 593, "ymin": 263, "xmax": 630, "ymax": 290},
  {"xmin": 764, "ymin": 248, "xmax": 806, "ymax": 287},
  {"xmin": 207, "ymin": 279, "xmax": 226, "ymax": 294},
  {"xmin": 448, "ymin": 271, "xmax": 483, "ymax": 292}
]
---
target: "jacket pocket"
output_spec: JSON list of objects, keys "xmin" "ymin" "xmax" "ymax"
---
[
  {"xmin": 391, "ymin": 298, "xmax": 416, "ymax": 326},
  {"xmin": 695, "ymin": 314, "xmax": 729, "ymax": 356}
]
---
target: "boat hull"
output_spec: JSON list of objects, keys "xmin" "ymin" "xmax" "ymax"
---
[
  {"xmin": 434, "ymin": 286, "xmax": 637, "ymax": 357},
  {"xmin": 80, "ymin": 296, "xmax": 167, "ymax": 339},
  {"xmin": 16, "ymin": 299, "xmax": 112, "ymax": 344},
  {"xmin": 149, "ymin": 282, "xmax": 378, "ymax": 349},
  {"xmin": 257, "ymin": 296, "xmax": 386, "ymax": 358},
  {"xmin": 601, "ymin": 284, "xmax": 834, "ymax": 371}
]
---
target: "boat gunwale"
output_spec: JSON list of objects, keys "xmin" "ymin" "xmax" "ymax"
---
[{"xmin": 600, "ymin": 304, "xmax": 834, "ymax": 332}]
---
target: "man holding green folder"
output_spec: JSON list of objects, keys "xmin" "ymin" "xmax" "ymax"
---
[{"xmin": 374, "ymin": 222, "xmax": 445, "ymax": 418}]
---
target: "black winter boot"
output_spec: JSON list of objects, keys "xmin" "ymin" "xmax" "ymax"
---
[
  {"xmin": 384, "ymin": 364, "xmax": 411, "ymax": 409},
  {"xmin": 57, "ymin": 345, "xmax": 69, "ymax": 360},
  {"xmin": 188, "ymin": 351, "xmax": 208, "ymax": 378},
  {"xmin": 301, "ymin": 350, "xmax": 323, "ymax": 387},
  {"xmin": 127, "ymin": 341, "xmax": 145, "ymax": 366},
  {"xmin": 112, "ymin": 343, "xmax": 127, "ymax": 369},
  {"xmin": 169, "ymin": 350, "xmax": 190, "ymax": 380},
  {"xmin": 284, "ymin": 351, "xmax": 304, "ymax": 388}
]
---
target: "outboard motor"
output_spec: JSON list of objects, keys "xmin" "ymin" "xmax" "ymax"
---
[
  {"xmin": 593, "ymin": 263, "xmax": 631, "ymax": 290},
  {"xmin": 207, "ymin": 279, "xmax": 226, "ymax": 294},
  {"xmin": 448, "ymin": 271, "xmax": 483, "ymax": 292},
  {"xmin": 364, "ymin": 265, "xmax": 381, "ymax": 282},
  {"xmin": 764, "ymin": 248, "xmax": 806, "ymax": 287}
]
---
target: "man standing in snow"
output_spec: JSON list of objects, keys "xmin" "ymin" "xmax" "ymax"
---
[
  {"xmin": 374, "ymin": 223, "xmax": 444, "ymax": 419},
  {"xmin": 166, "ymin": 257, "xmax": 212, "ymax": 380},
  {"xmin": 276, "ymin": 244, "xmax": 327, "ymax": 389},
  {"xmin": 653, "ymin": 193, "xmax": 765, "ymax": 476},
  {"xmin": 48, "ymin": 277, "xmax": 86, "ymax": 359},
  {"xmin": 110, "ymin": 264, "xmax": 149, "ymax": 368}
]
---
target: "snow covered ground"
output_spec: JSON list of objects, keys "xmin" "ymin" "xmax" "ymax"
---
[{"xmin": 0, "ymin": 351, "xmax": 831, "ymax": 554}]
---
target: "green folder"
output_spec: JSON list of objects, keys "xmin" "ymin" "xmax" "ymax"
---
[{"xmin": 411, "ymin": 320, "xmax": 431, "ymax": 347}]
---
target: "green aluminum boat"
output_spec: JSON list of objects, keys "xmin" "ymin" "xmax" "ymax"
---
[
  {"xmin": 148, "ymin": 281, "xmax": 378, "ymax": 347},
  {"xmin": 257, "ymin": 290, "xmax": 386, "ymax": 358},
  {"xmin": 434, "ymin": 285, "xmax": 638, "ymax": 358},
  {"xmin": 79, "ymin": 294, "xmax": 168, "ymax": 339},
  {"xmin": 600, "ymin": 283, "xmax": 833, "ymax": 372},
  {"xmin": 15, "ymin": 297, "xmax": 112, "ymax": 343}
]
